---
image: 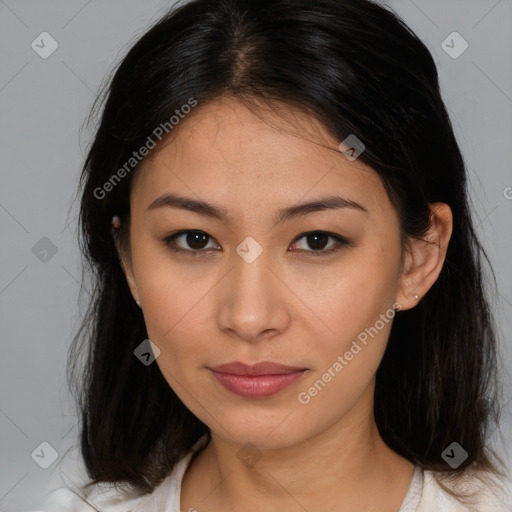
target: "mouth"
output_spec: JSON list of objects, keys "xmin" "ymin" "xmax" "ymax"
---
[{"xmin": 208, "ymin": 361, "xmax": 308, "ymax": 399}]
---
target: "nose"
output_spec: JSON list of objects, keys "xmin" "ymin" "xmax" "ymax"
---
[{"xmin": 216, "ymin": 247, "xmax": 290, "ymax": 344}]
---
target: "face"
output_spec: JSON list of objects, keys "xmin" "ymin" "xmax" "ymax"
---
[{"xmin": 120, "ymin": 97, "xmax": 408, "ymax": 449}]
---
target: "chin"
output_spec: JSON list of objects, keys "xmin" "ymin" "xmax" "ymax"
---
[{"xmin": 209, "ymin": 410, "xmax": 310, "ymax": 450}]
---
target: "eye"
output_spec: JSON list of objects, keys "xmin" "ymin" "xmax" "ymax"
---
[
  {"xmin": 163, "ymin": 230, "xmax": 220, "ymax": 256},
  {"xmin": 289, "ymin": 231, "xmax": 350, "ymax": 257},
  {"xmin": 163, "ymin": 230, "xmax": 351, "ymax": 257}
]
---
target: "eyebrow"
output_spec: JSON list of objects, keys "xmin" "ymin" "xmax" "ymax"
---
[{"xmin": 146, "ymin": 192, "xmax": 368, "ymax": 225}]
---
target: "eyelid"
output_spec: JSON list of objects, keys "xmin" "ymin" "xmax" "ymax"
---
[
  {"xmin": 163, "ymin": 230, "xmax": 220, "ymax": 256},
  {"xmin": 289, "ymin": 231, "xmax": 351, "ymax": 257},
  {"xmin": 162, "ymin": 230, "xmax": 351, "ymax": 257}
]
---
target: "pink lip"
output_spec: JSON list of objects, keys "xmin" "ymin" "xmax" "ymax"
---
[{"xmin": 209, "ymin": 361, "xmax": 307, "ymax": 399}]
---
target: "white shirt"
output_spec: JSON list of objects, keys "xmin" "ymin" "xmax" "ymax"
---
[{"xmin": 32, "ymin": 435, "xmax": 512, "ymax": 512}]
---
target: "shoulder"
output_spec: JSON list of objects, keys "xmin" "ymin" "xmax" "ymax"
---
[
  {"xmin": 30, "ymin": 443, "xmax": 150, "ymax": 512},
  {"xmin": 38, "ymin": 454, "xmax": 188, "ymax": 512},
  {"xmin": 39, "ymin": 484, "xmax": 150, "ymax": 512},
  {"xmin": 35, "ymin": 434, "xmax": 210, "ymax": 512},
  {"xmin": 418, "ymin": 468, "xmax": 512, "ymax": 512}
]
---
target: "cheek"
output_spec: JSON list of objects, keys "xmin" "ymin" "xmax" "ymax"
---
[
  {"xmin": 294, "ymin": 235, "xmax": 401, "ymax": 402},
  {"xmin": 298, "ymin": 239, "xmax": 401, "ymax": 342},
  {"xmin": 129, "ymin": 255, "xmax": 196, "ymax": 368},
  {"xmin": 295, "ymin": 303, "xmax": 396, "ymax": 420},
  {"xmin": 140, "ymin": 279, "xmax": 210, "ymax": 365},
  {"xmin": 130, "ymin": 233, "xmax": 212, "ymax": 338}
]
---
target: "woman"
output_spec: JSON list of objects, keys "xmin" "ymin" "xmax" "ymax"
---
[{"xmin": 39, "ymin": 0, "xmax": 511, "ymax": 510}]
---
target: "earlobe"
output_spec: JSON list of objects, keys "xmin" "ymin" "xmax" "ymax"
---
[{"xmin": 396, "ymin": 202, "xmax": 453, "ymax": 311}]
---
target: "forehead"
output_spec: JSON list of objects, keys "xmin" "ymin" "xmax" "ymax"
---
[{"xmin": 131, "ymin": 97, "xmax": 389, "ymax": 218}]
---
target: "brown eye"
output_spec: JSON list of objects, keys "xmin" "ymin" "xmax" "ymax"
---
[
  {"xmin": 182, "ymin": 231, "xmax": 210, "ymax": 250},
  {"xmin": 164, "ymin": 230, "xmax": 219, "ymax": 254},
  {"xmin": 289, "ymin": 231, "xmax": 350, "ymax": 256},
  {"xmin": 163, "ymin": 230, "xmax": 351, "ymax": 258},
  {"xmin": 305, "ymin": 233, "xmax": 330, "ymax": 250}
]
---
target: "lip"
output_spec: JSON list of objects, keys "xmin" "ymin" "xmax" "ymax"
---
[
  {"xmin": 209, "ymin": 361, "xmax": 307, "ymax": 399},
  {"xmin": 210, "ymin": 361, "xmax": 306, "ymax": 375}
]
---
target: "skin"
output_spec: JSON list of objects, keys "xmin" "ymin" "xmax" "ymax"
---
[{"xmin": 116, "ymin": 96, "xmax": 453, "ymax": 512}]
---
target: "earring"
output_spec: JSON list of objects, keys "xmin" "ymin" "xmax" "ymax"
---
[
  {"xmin": 136, "ymin": 300, "xmax": 142, "ymax": 308},
  {"xmin": 112, "ymin": 215, "xmax": 121, "ymax": 229},
  {"xmin": 412, "ymin": 294, "xmax": 419, "ymax": 300}
]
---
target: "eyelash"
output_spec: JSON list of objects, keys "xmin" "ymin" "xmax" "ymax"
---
[{"xmin": 162, "ymin": 230, "xmax": 351, "ymax": 258}]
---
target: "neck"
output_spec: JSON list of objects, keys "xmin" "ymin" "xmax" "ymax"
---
[{"xmin": 181, "ymin": 383, "xmax": 414, "ymax": 512}]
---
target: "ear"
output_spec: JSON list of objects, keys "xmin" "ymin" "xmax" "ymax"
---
[
  {"xmin": 396, "ymin": 202, "xmax": 453, "ymax": 311},
  {"xmin": 112, "ymin": 224, "xmax": 141, "ymax": 305}
]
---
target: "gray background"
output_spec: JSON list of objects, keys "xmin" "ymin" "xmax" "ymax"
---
[{"xmin": 0, "ymin": 0, "xmax": 511, "ymax": 510}]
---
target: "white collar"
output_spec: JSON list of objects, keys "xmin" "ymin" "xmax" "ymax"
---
[{"xmin": 56, "ymin": 434, "xmax": 209, "ymax": 512}]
